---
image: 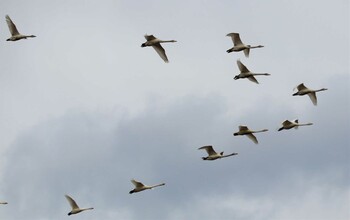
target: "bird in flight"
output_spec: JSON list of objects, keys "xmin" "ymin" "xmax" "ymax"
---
[
  {"xmin": 129, "ymin": 179, "xmax": 165, "ymax": 194},
  {"xmin": 65, "ymin": 194, "xmax": 93, "ymax": 216},
  {"xmin": 198, "ymin": 145, "xmax": 238, "ymax": 160},
  {"xmin": 5, "ymin": 15, "xmax": 36, "ymax": 41},
  {"xmin": 141, "ymin": 34, "xmax": 176, "ymax": 63}
]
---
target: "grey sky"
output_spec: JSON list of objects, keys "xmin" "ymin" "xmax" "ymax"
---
[{"xmin": 0, "ymin": 0, "xmax": 349, "ymax": 220}]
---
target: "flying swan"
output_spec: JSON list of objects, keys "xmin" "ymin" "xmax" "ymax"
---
[
  {"xmin": 129, "ymin": 179, "xmax": 165, "ymax": 194},
  {"xmin": 198, "ymin": 145, "xmax": 238, "ymax": 160},
  {"xmin": 5, "ymin": 15, "xmax": 36, "ymax": 41},
  {"xmin": 65, "ymin": 194, "xmax": 93, "ymax": 216},
  {"xmin": 141, "ymin": 34, "xmax": 176, "ymax": 63},
  {"xmin": 278, "ymin": 119, "xmax": 313, "ymax": 131},
  {"xmin": 233, "ymin": 125, "xmax": 268, "ymax": 144},
  {"xmin": 234, "ymin": 59, "xmax": 270, "ymax": 84},
  {"xmin": 293, "ymin": 83, "xmax": 327, "ymax": 106},
  {"xmin": 226, "ymin": 33, "xmax": 263, "ymax": 57}
]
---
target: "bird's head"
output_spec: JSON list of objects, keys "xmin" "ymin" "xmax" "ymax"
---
[
  {"xmin": 141, "ymin": 43, "xmax": 146, "ymax": 47},
  {"xmin": 233, "ymin": 75, "xmax": 239, "ymax": 80}
]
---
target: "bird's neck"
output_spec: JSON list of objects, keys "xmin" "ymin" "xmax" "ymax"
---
[
  {"xmin": 159, "ymin": 40, "xmax": 176, "ymax": 43},
  {"xmin": 254, "ymin": 129, "xmax": 268, "ymax": 133},
  {"xmin": 249, "ymin": 45, "xmax": 263, "ymax": 48}
]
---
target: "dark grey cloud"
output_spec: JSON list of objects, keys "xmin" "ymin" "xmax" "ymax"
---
[{"xmin": 1, "ymin": 73, "xmax": 349, "ymax": 219}]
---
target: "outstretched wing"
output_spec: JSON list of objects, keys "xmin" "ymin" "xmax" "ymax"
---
[
  {"xmin": 295, "ymin": 83, "xmax": 307, "ymax": 91},
  {"xmin": 239, "ymin": 126, "xmax": 249, "ymax": 132},
  {"xmin": 247, "ymin": 75, "xmax": 259, "ymax": 84},
  {"xmin": 226, "ymin": 33, "xmax": 243, "ymax": 46},
  {"xmin": 243, "ymin": 48, "xmax": 250, "ymax": 58},
  {"xmin": 65, "ymin": 195, "xmax": 79, "ymax": 209},
  {"xmin": 282, "ymin": 120, "xmax": 293, "ymax": 127},
  {"xmin": 152, "ymin": 44, "xmax": 169, "ymax": 63},
  {"xmin": 237, "ymin": 60, "xmax": 249, "ymax": 73},
  {"xmin": 198, "ymin": 145, "xmax": 217, "ymax": 156},
  {"xmin": 131, "ymin": 179, "xmax": 145, "ymax": 188},
  {"xmin": 144, "ymin": 34, "xmax": 156, "ymax": 41},
  {"xmin": 307, "ymin": 92, "xmax": 317, "ymax": 105},
  {"xmin": 5, "ymin": 15, "xmax": 20, "ymax": 36},
  {"xmin": 246, "ymin": 133, "xmax": 258, "ymax": 144}
]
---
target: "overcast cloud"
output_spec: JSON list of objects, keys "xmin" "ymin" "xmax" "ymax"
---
[{"xmin": 0, "ymin": 0, "xmax": 349, "ymax": 220}]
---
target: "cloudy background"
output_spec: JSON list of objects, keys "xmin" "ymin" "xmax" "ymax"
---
[{"xmin": 0, "ymin": 0, "xmax": 349, "ymax": 219}]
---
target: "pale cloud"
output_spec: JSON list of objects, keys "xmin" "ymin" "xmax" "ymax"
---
[{"xmin": 167, "ymin": 175, "xmax": 349, "ymax": 220}]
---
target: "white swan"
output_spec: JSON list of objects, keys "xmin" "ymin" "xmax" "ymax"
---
[
  {"xmin": 0, "ymin": 201, "xmax": 8, "ymax": 205},
  {"xmin": 5, "ymin": 15, "xmax": 36, "ymax": 41},
  {"xmin": 233, "ymin": 125, "xmax": 268, "ymax": 144},
  {"xmin": 278, "ymin": 119, "xmax": 313, "ymax": 131},
  {"xmin": 198, "ymin": 145, "xmax": 238, "ymax": 160},
  {"xmin": 65, "ymin": 194, "xmax": 93, "ymax": 216},
  {"xmin": 129, "ymin": 179, "xmax": 165, "ymax": 194},
  {"xmin": 293, "ymin": 83, "xmax": 328, "ymax": 106},
  {"xmin": 234, "ymin": 60, "xmax": 270, "ymax": 84},
  {"xmin": 141, "ymin": 34, "xmax": 176, "ymax": 63},
  {"xmin": 226, "ymin": 33, "xmax": 263, "ymax": 57}
]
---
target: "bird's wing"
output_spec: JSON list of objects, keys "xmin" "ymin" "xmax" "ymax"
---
[
  {"xmin": 243, "ymin": 48, "xmax": 250, "ymax": 58},
  {"xmin": 227, "ymin": 33, "xmax": 243, "ymax": 46},
  {"xmin": 307, "ymin": 92, "xmax": 317, "ymax": 105},
  {"xmin": 131, "ymin": 179, "xmax": 145, "ymax": 188},
  {"xmin": 246, "ymin": 133, "xmax": 258, "ymax": 144},
  {"xmin": 5, "ymin": 15, "xmax": 20, "ymax": 36},
  {"xmin": 295, "ymin": 83, "xmax": 307, "ymax": 91},
  {"xmin": 65, "ymin": 195, "xmax": 79, "ymax": 209},
  {"xmin": 239, "ymin": 126, "xmax": 249, "ymax": 131},
  {"xmin": 282, "ymin": 120, "xmax": 293, "ymax": 127},
  {"xmin": 237, "ymin": 60, "xmax": 249, "ymax": 73},
  {"xmin": 247, "ymin": 75, "xmax": 259, "ymax": 84},
  {"xmin": 144, "ymin": 34, "xmax": 156, "ymax": 41},
  {"xmin": 152, "ymin": 44, "xmax": 169, "ymax": 63},
  {"xmin": 198, "ymin": 145, "xmax": 216, "ymax": 155}
]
